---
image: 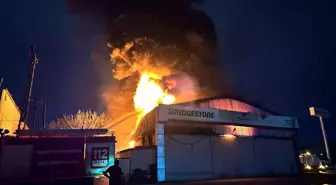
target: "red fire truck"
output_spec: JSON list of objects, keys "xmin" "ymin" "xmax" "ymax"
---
[{"xmin": 0, "ymin": 129, "xmax": 116, "ymax": 184}]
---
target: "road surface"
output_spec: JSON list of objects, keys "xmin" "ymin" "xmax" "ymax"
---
[
  {"xmin": 160, "ymin": 177, "xmax": 305, "ymax": 185},
  {"xmin": 4, "ymin": 176, "xmax": 336, "ymax": 185},
  {"xmin": 158, "ymin": 176, "xmax": 336, "ymax": 185}
]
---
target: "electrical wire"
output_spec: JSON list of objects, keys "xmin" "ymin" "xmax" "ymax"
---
[{"xmin": 166, "ymin": 134, "xmax": 207, "ymax": 146}]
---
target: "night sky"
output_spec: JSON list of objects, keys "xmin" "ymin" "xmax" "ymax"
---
[{"xmin": 0, "ymin": 0, "xmax": 335, "ymax": 146}]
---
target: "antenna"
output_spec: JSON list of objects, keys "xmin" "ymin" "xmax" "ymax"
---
[{"xmin": 17, "ymin": 46, "xmax": 39, "ymax": 134}]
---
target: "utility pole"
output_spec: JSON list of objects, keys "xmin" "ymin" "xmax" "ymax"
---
[
  {"xmin": 17, "ymin": 46, "xmax": 39, "ymax": 134},
  {"xmin": 318, "ymin": 116, "xmax": 331, "ymax": 161}
]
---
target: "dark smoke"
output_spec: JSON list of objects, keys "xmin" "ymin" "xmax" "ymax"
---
[{"xmin": 67, "ymin": 0, "xmax": 230, "ymax": 116}]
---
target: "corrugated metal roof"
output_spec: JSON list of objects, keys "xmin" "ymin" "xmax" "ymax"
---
[{"xmin": 175, "ymin": 95, "xmax": 280, "ymax": 116}]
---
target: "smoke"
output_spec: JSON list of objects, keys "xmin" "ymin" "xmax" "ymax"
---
[{"xmin": 67, "ymin": 0, "xmax": 229, "ymax": 120}]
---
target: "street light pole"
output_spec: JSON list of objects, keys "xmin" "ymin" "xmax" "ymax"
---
[
  {"xmin": 319, "ymin": 116, "xmax": 331, "ymax": 161},
  {"xmin": 309, "ymin": 107, "xmax": 331, "ymax": 162}
]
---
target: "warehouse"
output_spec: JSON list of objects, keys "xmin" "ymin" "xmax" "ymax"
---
[{"xmin": 119, "ymin": 97, "xmax": 300, "ymax": 182}]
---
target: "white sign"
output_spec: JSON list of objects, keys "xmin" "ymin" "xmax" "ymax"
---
[
  {"xmin": 309, "ymin": 107, "xmax": 330, "ymax": 118},
  {"xmin": 158, "ymin": 104, "xmax": 299, "ymax": 129},
  {"xmin": 91, "ymin": 147, "xmax": 109, "ymax": 168},
  {"xmin": 158, "ymin": 104, "xmax": 220, "ymax": 122},
  {"xmin": 85, "ymin": 142, "xmax": 115, "ymax": 176}
]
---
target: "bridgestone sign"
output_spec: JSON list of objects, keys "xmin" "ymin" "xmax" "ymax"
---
[
  {"xmin": 158, "ymin": 104, "xmax": 299, "ymax": 128},
  {"xmin": 168, "ymin": 108, "xmax": 215, "ymax": 118}
]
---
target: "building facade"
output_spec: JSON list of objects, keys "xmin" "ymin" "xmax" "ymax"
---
[{"xmin": 127, "ymin": 98, "xmax": 300, "ymax": 182}]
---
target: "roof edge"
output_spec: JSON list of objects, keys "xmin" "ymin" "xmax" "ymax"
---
[{"xmin": 175, "ymin": 95, "xmax": 281, "ymax": 116}]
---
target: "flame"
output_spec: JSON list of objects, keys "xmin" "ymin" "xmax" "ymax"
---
[
  {"xmin": 134, "ymin": 72, "xmax": 175, "ymax": 114},
  {"xmin": 132, "ymin": 71, "xmax": 175, "ymax": 134},
  {"xmin": 129, "ymin": 140, "xmax": 135, "ymax": 148}
]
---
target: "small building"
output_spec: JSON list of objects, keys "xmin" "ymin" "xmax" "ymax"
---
[
  {"xmin": 119, "ymin": 97, "xmax": 300, "ymax": 182},
  {"xmin": 0, "ymin": 88, "xmax": 21, "ymax": 135}
]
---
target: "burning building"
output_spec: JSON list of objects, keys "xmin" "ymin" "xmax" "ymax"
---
[
  {"xmin": 118, "ymin": 97, "xmax": 300, "ymax": 181},
  {"xmin": 67, "ymin": 0, "xmax": 232, "ymax": 151},
  {"xmin": 66, "ymin": 1, "xmax": 300, "ymax": 182}
]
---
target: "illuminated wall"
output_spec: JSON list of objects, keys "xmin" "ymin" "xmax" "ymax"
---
[
  {"xmin": 177, "ymin": 98, "xmax": 272, "ymax": 117},
  {"xmin": 0, "ymin": 89, "xmax": 20, "ymax": 135},
  {"xmin": 197, "ymin": 98, "xmax": 271, "ymax": 116},
  {"xmin": 223, "ymin": 125, "xmax": 256, "ymax": 136}
]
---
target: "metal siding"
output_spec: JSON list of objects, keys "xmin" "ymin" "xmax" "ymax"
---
[
  {"xmin": 199, "ymin": 99, "xmax": 270, "ymax": 116},
  {"xmin": 211, "ymin": 137, "xmax": 297, "ymax": 177},
  {"xmin": 211, "ymin": 136, "xmax": 239, "ymax": 177},
  {"xmin": 210, "ymin": 137, "xmax": 263, "ymax": 177},
  {"xmin": 236, "ymin": 138, "xmax": 260, "ymax": 176},
  {"xmin": 164, "ymin": 135, "xmax": 213, "ymax": 181},
  {"xmin": 130, "ymin": 148, "xmax": 155, "ymax": 173},
  {"xmin": 254, "ymin": 139, "xmax": 297, "ymax": 175},
  {"xmin": 163, "ymin": 133, "xmax": 297, "ymax": 181}
]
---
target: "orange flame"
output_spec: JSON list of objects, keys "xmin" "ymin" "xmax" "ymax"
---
[{"xmin": 131, "ymin": 71, "xmax": 175, "ymax": 134}]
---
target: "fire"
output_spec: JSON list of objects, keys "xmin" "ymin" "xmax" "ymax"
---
[
  {"xmin": 132, "ymin": 71, "xmax": 175, "ymax": 134},
  {"xmin": 134, "ymin": 72, "xmax": 175, "ymax": 114},
  {"xmin": 129, "ymin": 140, "xmax": 135, "ymax": 148}
]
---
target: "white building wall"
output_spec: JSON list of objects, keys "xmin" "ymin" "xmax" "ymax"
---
[
  {"xmin": 254, "ymin": 139, "xmax": 297, "ymax": 175},
  {"xmin": 164, "ymin": 135, "xmax": 213, "ymax": 181},
  {"xmin": 116, "ymin": 148, "xmax": 156, "ymax": 175},
  {"xmin": 130, "ymin": 148, "xmax": 156, "ymax": 173},
  {"xmin": 164, "ymin": 135, "xmax": 298, "ymax": 180},
  {"xmin": 211, "ymin": 137, "xmax": 297, "ymax": 177}
]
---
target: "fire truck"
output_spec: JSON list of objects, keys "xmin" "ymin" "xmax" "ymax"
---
[{"xmin": 0, "ymin": 129, "xmax": 116, "ymax": 184}]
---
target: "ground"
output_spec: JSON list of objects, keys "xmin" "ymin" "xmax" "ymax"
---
[
  {"xmin": 161, "ymin": 177, "xmax": 314, "ymax": 185},
  {"xmin": 3, "ymin": 175, "xmax": 336, "ymax": 185}
]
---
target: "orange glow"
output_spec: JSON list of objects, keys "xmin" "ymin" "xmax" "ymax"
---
[
  {"xmin": 225, "ymin": 125, "xmax": 255, "ymax": 136},
  {"xmin": 0, "ymin": 89, "xmax": 21, "ymax": 136},
  {"xmin": 220, "ymin": 134, "xmax": 236, "ymax": 139},
  {"xmin": 132, "ymin": 71, "xmax": 176, "ymax": 134},
  {"xmin": 129, "ymin": 140, "xmax": 135, "ymax": 148},
  {"xmin": 134, "ymin": 72, "xmax": 175, "ymax": 115}
]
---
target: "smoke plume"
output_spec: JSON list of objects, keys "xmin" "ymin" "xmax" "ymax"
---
[{"xmin": 67, "ymin": 0, "xmax": 228, "ymax": 119}]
